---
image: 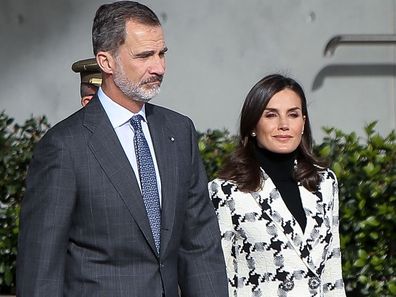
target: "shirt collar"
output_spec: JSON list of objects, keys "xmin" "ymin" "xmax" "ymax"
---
[{"xmin": 97, "ymin": 87, "xmax": 147, "ymax": 128}]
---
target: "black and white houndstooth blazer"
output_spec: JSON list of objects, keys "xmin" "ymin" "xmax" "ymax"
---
[{"xmin": 209, "ymin": 168, "xmax": 346, "ymax": 297}]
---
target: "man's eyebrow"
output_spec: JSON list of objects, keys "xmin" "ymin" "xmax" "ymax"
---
[
  {"xmin": 134, "ymin": 50, "xmax": 155, "ymax": 58},
  {"xmin": 160, "ymin": 47, "xmax": 168, "ymax": 54},
  {"xmin": 132, "ymin": 47, "xmax": 168, "ymax": 58}
]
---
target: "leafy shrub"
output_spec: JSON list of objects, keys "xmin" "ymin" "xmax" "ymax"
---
[
  {"xmin": 316, "ymin": 122, "xmax": 396, "ymax": 297},
  {"xmin": 0, "ymin": 112, "xmax": 49, "ymax": 293},
  {"xmin": 197, "ymin": 129, "xmax": 237, "ymax": 181}
]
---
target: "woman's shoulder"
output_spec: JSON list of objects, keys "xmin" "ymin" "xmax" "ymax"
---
[
  {"xmin": 316, "ymin": 167, "xmax": 338, "ymax": 183},
  {"xmin": 208, "ymin": 178, "xmax": 240, "ymax": 195},
  {"xmin": 209, "ymin": 178, "xmax": 237, "ymax": 188}
]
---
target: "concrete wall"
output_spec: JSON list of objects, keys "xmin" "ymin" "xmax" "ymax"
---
[{"xmin": 1, "ymin": 0, "xmax": 395, "ymax": 141}]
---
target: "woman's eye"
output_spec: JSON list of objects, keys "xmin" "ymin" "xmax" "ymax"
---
[{"xmin": 264, "ymin": 113, "xmax": 277, "ymax": 118}]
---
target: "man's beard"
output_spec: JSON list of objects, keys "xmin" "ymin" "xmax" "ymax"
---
[{"xmin": 113, "ymin": 61, "xmax": 163, "ymax": 103}]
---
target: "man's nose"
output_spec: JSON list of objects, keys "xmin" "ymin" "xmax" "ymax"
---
[{"xmin": 148, "ymin": 56, "xmax": 165, "ymax": 76}]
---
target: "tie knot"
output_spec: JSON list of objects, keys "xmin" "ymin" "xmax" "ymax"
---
[{"xmin": 130, "ymin": 114, "xmax": 144, "ymax": 132}]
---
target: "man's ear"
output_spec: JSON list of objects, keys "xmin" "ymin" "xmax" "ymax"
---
[
  {"xmin": 96, "ymin": 51, "xmax": 115, "ymax": 75},
  {"xmin": 81, "ymin": 95, "xmax": 93, "ymax": 107}
]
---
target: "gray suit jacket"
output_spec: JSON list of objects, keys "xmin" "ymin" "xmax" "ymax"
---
[{"xmin": 17, "ymin": 96, "xmax": 228, "ymax": 297}]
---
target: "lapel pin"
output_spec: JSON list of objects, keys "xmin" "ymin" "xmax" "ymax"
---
[{"xmin": 170, "ymin": 137, "xmax": 175, "ymax": 142}]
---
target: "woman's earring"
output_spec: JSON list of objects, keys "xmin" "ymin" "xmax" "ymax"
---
[
  {"xmin": 251, "ymin": 131, "xmax": 256, "ymax": 137},
  {"xmin": 301, "ymin": 130, "xmax": 304, "ymax": 135}
]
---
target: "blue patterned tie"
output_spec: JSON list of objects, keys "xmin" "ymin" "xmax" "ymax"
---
[{"xmin": 130, "ymin": 114, "xmax": 161, "ymax": 252}]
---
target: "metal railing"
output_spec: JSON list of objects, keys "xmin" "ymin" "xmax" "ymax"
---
[{"xmin": 324, "ymin": 34, "xmax": 396, "ymax": 56}]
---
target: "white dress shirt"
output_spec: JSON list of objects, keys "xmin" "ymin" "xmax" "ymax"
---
[{"xmin": 97, "ymin": 88, "xmax": 162, "ymax": 206}]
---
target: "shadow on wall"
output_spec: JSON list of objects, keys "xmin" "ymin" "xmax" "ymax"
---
[{"xmin": 312, "ymin": 63, "xmax": 396, "ymax": 90}]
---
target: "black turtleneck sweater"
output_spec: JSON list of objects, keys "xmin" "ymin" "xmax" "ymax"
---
[{"xmin": 255, "ymin": 146, "xmax": 307, "ymax": 232}]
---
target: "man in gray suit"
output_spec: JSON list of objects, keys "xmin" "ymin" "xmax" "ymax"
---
[{"xmin": 16, "ymin": 2, "xmax": 228, "ymax": 296}]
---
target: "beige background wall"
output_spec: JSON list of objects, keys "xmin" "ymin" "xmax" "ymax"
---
[{"xmin": 1, "ymin": 0, "xmax": 395, "ymax": 141}]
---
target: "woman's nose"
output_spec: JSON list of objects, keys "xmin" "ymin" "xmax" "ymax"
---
[{"xmin": 278, "ymin": 117, "xmax": 289, "ymax": 130}]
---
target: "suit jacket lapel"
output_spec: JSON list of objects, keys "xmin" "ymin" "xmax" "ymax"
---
[
  {"xmin": 300, "ymin": 186, "xmax": 325, "ymax": 243},
  {"xmin": 253, "ymin": 173, "xmax": 321, "ymax": 275},
  {"xmin": 299, "ymin": 185, "xmax": 327, "ymax": 275},
  {"xmin": 83, "ymin": 97, "xmax": 158, "ymax": 255},
  {"xmin": 255, "ymin": 175, "xmax": 305, "ymax": 250},
  {"xmin": 146, "ymin": 104, "xmax": 178, "ymax": 257}
]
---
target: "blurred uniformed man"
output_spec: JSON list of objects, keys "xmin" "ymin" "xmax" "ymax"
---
[{"xmin": 72, "ymin": 57, "xmax": 102, "ymax": 106}]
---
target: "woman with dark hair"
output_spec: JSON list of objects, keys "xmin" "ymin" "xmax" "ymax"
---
[{"xmin": 209, "ymin": 74, "xmax": 346, "ymax": 297}]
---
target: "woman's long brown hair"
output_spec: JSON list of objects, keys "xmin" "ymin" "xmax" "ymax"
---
[{"xmin": 218, "ymin": 74, "xmax": 327, "ymax": 192}]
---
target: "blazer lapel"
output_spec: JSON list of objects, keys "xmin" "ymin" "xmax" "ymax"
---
[
  {"xmin": 255, "ymin": 175, "xmax": 305, "ymax": 250},
  {"xmin": 146, "ymin": 104, "xmax": 178, "ymax": 257},
  {"xmin": 253, "ymin": 172, "xmax": 320, "ymax": 275},
  {"xmin": 300, "ymin": 186, "xmax": 325, "ymax": 243},
  {"xmin": 83, "ymin": 97, "xmax": 158, "ymax": 255},
  {"xmin": 299, "ymin": 185, "xmax": 327, "ymax": 275}
]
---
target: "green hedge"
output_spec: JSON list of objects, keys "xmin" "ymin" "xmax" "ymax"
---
[
  {"xmin": 315, "ymin": 123, "xmax": 396, "ymax": 296},
  {"xmin": 0, "ymin": 112, "xmax": 49, "ymax": 293},
  {"xmin": 0, "ymin": 112, "xmax": 395, "ymax": 296}
]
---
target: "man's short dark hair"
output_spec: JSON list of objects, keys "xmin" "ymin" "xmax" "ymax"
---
[{"xmin": 92, "ymin": 1, "xmax": 161, "ymax": 56}]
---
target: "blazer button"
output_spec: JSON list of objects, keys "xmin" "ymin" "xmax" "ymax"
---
[
  {"xmin": 280, "ymin": 280, "xmax": 294, "ymax": 291},
  {"xmin": 308, "ymin": 276, "xmax": 321, "ymax": 289}
]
